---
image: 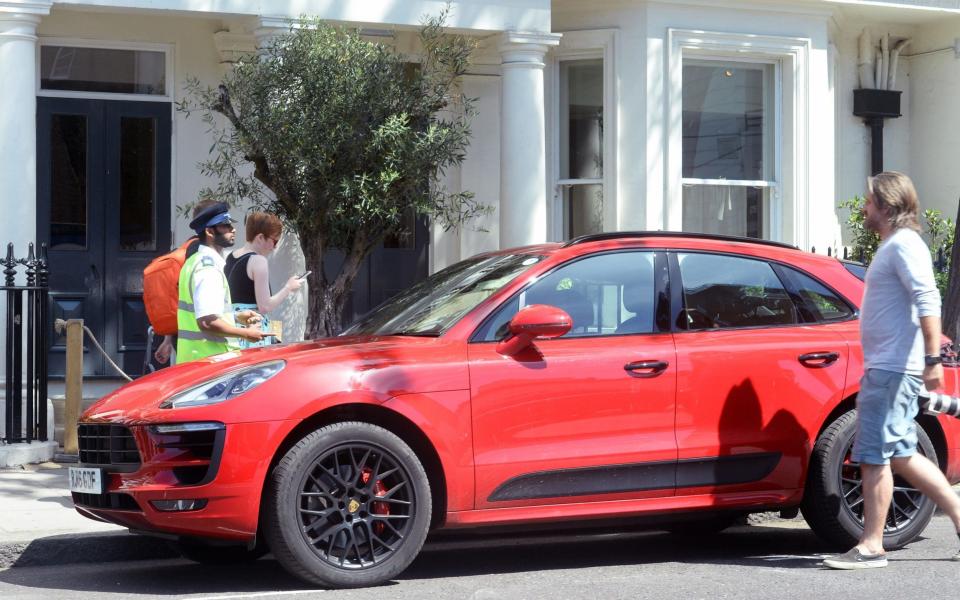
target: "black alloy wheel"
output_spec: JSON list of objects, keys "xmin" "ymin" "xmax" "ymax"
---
[
  {"xmin": 802, "ymin": 409, "xmax": 937, "ymax": 549},
  {"xmin": 837, "ymin": 437, "xmax": 928, "ymax": 534},
  {"xmin": 263, "ymin": 422, "xmax": 431, "ymax": 588},
  {"xmin": 297, "ymin": 442, "xmax": 414, "ymax": 569}
]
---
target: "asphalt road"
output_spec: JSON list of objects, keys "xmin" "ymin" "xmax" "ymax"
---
[{"xmin": 1, "ymin": 516, "xmax": 958, "ymax": 600}]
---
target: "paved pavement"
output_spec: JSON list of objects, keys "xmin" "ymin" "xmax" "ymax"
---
[{"xmin": 0, "ymin": 515, "xmax": 959, "ymax": 599}]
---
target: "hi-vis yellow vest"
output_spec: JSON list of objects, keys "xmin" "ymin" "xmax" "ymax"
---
[{"xmin": 176, "ymin": 251, "xmax": 238, "ymax": 363}]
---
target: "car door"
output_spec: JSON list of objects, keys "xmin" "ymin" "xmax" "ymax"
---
[
  {"xmin": 468, "ymin": 250, "xmax": 678, "ymax": 509},
  {"xmin": 669, "ymin": 251, "xmax": 850, "ymax": 497}
]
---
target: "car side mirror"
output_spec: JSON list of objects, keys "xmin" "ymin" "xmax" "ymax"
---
[{"xmin": 496, "ymin": 304, "xmax": 572, "ymax": 356}]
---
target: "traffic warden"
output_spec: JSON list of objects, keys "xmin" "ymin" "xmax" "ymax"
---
[{"xmin": 176, "ymin": 202, "xmax": 270, "ymax": 363}]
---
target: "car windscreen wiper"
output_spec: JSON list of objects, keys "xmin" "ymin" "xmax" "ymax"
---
[{"xmin": 386, "ymin": 329, "xmax": 442, "ymax": 337}]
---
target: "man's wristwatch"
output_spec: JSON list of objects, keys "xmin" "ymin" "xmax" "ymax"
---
[{"xmin": 924, "ymin": 354, "xmax": 943, "ymax": 366}]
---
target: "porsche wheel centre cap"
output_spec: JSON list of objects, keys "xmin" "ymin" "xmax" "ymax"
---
[{"xmin": 348, "ymin": 499, "xmax": 361, "ymax": 513}]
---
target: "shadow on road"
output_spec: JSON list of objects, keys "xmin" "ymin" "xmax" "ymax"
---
[{"xmin": 0, "ymin": 524, "xmax": 840, "ymax": 595}]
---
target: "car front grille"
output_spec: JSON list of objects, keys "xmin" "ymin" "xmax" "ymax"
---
[
  {"xmin": 72, "ymin": 491, "xmax": 140, "ymax": 511},
  {"xmin": 78, "ymin": 423, "xmax": 141, "ymax": 468}
]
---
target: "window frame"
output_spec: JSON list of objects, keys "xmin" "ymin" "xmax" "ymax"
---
[
  {"xmin": 680, "ymin": 56, "xmax": 780, "ymax": 240},
  {"xmin": 36, "ymin": 38, "xmax": 174, "ymax": 103},
  {"xmin": 771, "ymin": 262, "xmax": 859, "ymax": 324},
  {"xmin": 667, "ymin": 29, "xmax": 810, "ymax": 246},
  {"xmin": 549, "ymin": 29, "xmax": 617, "ymax": 241},
  {"xmin": 469, "ymin": 249, "xmax": 669, "ymax": 343}
]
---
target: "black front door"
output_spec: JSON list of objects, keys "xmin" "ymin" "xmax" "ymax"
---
[{"xmin": 37, "ymin": 98, "xmax": 171, "ymax": 377}]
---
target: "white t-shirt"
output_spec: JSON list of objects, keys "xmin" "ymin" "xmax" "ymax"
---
[
  {"xmin": 191, "ymin": 244, "xmax": 232, "ymax": 321},
  {"xmin": 860, "ymin": 227, "xmax": 941, "ymax": 375}
]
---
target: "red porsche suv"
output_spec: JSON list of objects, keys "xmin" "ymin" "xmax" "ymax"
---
[{"xmin": 71, "ymin": 232, "xmax": 960, "ymax": 588}]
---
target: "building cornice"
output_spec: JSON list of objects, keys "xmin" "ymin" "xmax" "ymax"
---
[
  {"xmin": 0, "ymin": 0, "xmax": 52, "ymax": 15},
  {"xmin": 213, "ymin": 30, "xmax": 256, "ymax": 63}
]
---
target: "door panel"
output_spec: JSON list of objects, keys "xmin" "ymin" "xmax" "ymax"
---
[
  {"xmin": 103, "ymin": 102, "xmax": 171, "ymax": 376},
  {"xmin": 669, "ymin": 252, "xmax": 850, "ymax": 495},
  {"xmin": 38, "ymin": 99, "xmax": 105, "ymax": 376},
  {"xmin": 38, "ymin": 97, "xmax": 170, "ymax": 377},
  {"xmin": 673, "ymin": 326, "xmax": 848, "ymax": 493},
  {"xmin": 469, "ymin": 334, "xmax": 677, "ymax": 508},
  {"xmin": 469, "ymin": 250, "xmax": 677, "ymax": 509}
]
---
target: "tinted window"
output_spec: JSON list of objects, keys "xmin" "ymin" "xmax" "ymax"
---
[
  {"xmin": 477, "ymin": 252, "xmax": 657, "ymax": 341},
  {"xmin": 779, "ymin": 267, "xmax": 854, "ymax": 322},
  {"xmin": 842, "ymin": 261, "xmax": 867, "ymax": 281},
  {"xmin": 677, "ymin": 253, "xmax": 798, "ymax": 329}
]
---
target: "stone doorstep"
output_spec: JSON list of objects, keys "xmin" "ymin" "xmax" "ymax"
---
[{"xmin": 0, "ymin": 441, "xmax": 57, "ymax": 468}]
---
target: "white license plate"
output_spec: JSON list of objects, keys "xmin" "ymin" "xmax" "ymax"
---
[{"xmin": 68, "ymin": 467, "xmax": 105, "ymax": 494}]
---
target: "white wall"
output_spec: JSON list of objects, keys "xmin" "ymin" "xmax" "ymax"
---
[
  {"xmin": 430, "ymin": 42, "xmax": 503, "ymax": 270},
  {"xmin": 904, "ymin": 15, "xmax": 960, "ymax": 223},
  {"xmin": 831, "ymin": 19, "xmax": 916, "ymax": 248},
  {"xmin": 52, "ymin": 0, "xmax": 552, "ymax": 33}
]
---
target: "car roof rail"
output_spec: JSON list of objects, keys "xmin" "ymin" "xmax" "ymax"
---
[{"xmin": 560, "ymin": 231, "xmax": 800, "ymax": 251}]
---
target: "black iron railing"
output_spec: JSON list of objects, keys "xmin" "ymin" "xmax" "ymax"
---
[
  {"xmin": 813, "ymin": 245, "xmax": 950, "ymax": 277},
  {"xmin": 1, "ymin": 243, "xmax": 49, "ymax": 443}
]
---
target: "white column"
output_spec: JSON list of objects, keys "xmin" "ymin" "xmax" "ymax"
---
[
  {"xmin": 0, "ymin": 2, "xmax": 49, "ymax": 262},
  {"xmin": 498, "ymin": 31, "xmax": 560, "ymax": 248}
]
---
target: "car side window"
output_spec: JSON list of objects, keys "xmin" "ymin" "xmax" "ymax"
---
[
  {"xmin": 778, "ymin": 266, "xmax": 854, "ymax": 322},
  {"xmin": 676, "ymin": 253, "xmax": 798, "ymax": 330},
  {"xmin": 476, "ymin": 252, "xmax": 657, "ymax": 341}
]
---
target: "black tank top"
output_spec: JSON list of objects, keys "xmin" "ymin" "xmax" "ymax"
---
[{"xmin": 225, "ymin": 252, "xmax": 259, "ymax": 304}]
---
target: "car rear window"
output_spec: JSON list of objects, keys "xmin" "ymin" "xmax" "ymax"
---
[
  {"xmin": 676, "ymin": 253, "xmax": 799, "ymax": 329},
  {"xmin": 841, "ymin": 261, "xmax": 867, "ymax": 281},
  {"xmin": 778, "ymin": 266, "xmax": 855, "ymax": 322}
]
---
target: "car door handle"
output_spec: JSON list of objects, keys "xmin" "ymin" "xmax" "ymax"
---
[
  {"xmin": 624, "ymin": 360, "xmax": 669, "ymax": 378},
  {"xmin": 798, "ymin": 352, "xmax": 840, "ymax": 368}
]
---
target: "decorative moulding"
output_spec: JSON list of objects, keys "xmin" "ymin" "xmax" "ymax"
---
[
  {"xmin": 213, "ymin": 31, "xmax": 256, "ymax": 63},
  {"xmin": 0, "ymin": 0, "xmax": 52, "ymax": 15}
]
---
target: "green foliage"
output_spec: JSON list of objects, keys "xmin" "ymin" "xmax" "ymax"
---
[
  {"xmin": 838, "ymin": 196, "xmax": 879, "ymax": 263},
  {"xmin": 924, "ymin": 208, "xmax": 955, "ymax": 298},
  {"xmin": 177, "ymin": 8, "xmax": 485, "ymax": 335},
  {"xmin": 839, "ymin": 197, "xmax": 954, "ymax": 298}
]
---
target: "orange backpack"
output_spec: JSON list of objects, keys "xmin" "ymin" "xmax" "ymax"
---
[{"xmin": 143, "ymin": 238, "xmax": 195, "ymax": 336}]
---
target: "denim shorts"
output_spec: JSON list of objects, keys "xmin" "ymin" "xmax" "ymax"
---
[{"xmin": 852, "ymin": 368, "xmax": 922, "ymax": 465}]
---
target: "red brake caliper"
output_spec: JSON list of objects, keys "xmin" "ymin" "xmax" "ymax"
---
[{"xmin": 361, "ymin": 468, "xmax": 389, "ymax": 535}]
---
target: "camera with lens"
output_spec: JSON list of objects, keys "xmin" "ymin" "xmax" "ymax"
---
[{"xmin": 920, "ymin": 392, "xmax": 960, "ymax": 419}]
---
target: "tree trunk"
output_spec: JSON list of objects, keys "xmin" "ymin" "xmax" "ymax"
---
[
  {"xmin": 301, "ymin": 238, "xmax": 342, "ymax": 339},
  {"xmin": 943, "ymin": 199, "xmax": 960, "ymax": 339},
  {"xmin": 300, "ymin": 237, "xmax": 369, "ymax": 340}
]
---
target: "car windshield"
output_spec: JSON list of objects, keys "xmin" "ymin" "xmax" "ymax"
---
[{"xmin": 343, "ymin": 254, "xmax": 544, "ymax": 337}]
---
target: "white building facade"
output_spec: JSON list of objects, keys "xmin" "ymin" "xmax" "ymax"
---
[{"xmin": 2, "ymin": 0, "xmax": 960, "ymax": 392}]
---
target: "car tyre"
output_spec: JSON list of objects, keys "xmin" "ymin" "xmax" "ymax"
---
[
  {"xmin": 263, "ymin": 422, "xmax": 431, "ymax": 588},
  {"xmin": 801, "ymin": 409, "xmax": 937, "ymax": 550}
]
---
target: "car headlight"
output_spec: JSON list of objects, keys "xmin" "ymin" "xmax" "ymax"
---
[{"xmin": 160, "ymin": 360, "xmax": 286, "ymax": 409}]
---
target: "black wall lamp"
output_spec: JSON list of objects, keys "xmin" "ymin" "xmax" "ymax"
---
[{"xmin": 853, "ymin": 88, "xmax": 902, "ymax": 176}]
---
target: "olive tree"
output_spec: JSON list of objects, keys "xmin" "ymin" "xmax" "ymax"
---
[{"xmin": 179, "ymin": 13, "xmax": 483, "ymax": 337}]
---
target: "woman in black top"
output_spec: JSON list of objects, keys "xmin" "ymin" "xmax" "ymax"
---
[{"xmin": 226, "ymin": 212, "xmax": 302, "ymax": 348}]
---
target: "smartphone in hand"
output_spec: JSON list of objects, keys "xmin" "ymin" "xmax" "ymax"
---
[{"xmin": 296, "ymin": 270, "xmax": 313, "ymax": 281}]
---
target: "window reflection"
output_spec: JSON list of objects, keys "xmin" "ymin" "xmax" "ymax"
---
[
  {"xmin": 119, "ymin": 117, "xmax": 157, "ymax": 251},
  {"xmin": 41, "ymin": 46, "xmax": 165, "ymax": 95},
  {"xmin": 50, "ymin": 115, "xmax": 87, "ymax": 250}
]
